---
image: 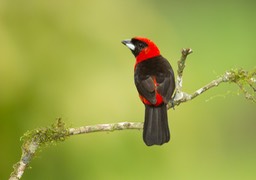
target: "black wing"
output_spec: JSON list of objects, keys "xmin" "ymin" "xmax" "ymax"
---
[
  {"xmin": 156, "ymin": 69, "xmax": 175, "ymax": 104},
  {"xmin": 134, "ymin": 56, "xmax": 175, "ymax": 105},
  {"xmin": 134, "ymin": 74, "xmax": 157, "ymax": 104}
]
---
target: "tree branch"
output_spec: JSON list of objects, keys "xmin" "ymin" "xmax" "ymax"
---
[
  {"xmin": 167, "ymin": 49, "xmax": 256, "ymax": 108},
  {"xmin": 9, "ymin": 49, "xmax": 256, "ymax": 180},
  {"xmin": 69, "ymin": 122, "xmax": 144, "ymax": 135},
  {"xmin": 9, "ymin": 120, "xmax": 143, "ymax": 180}
]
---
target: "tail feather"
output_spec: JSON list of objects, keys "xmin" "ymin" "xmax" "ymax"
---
[{"xmin": 143, "ymin": 104, "xmax": 170, "ymax": 146}]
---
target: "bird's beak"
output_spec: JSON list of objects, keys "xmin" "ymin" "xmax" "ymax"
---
[{"xmin": 122, "ymin": 39, "xmax": 135, "ymax": 51}]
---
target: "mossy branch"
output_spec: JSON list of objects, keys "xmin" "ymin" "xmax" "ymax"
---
[
  {"xmin": 9, "ymin": 119, "xmax": 69, "ymax": 180},
  {"xmin": 9, "ymin": 49, "xmax": 256, "ymax": 180},
  {"xmin": 9, "ymin": 120, "xmax": 143, "ymax": 180}
]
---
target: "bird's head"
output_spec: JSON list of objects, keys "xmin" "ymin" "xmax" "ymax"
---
[{"xmin": 122, "ymin": 37, "xmax": 160, "ymax": 64}]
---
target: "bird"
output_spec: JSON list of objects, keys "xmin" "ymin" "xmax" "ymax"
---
[{"xmin": 122, "ymin": 37, "xmax": 175, "ymax": 146}]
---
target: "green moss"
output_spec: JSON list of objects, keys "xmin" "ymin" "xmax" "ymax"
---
[
  {"xmin": 21, "ymin": 118, "xmax": 69, "ymax": 148},
  {"xmin": 10, "ymin": 119, "xmax": 70, "ymax": 178},
  {"xmin": 228, "ymin": 68, "xmax": 256, "ymax": 102}
]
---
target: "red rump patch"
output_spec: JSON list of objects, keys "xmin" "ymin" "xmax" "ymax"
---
[
  {"xmin": 139, "ymin": 93, "xmax": 163, "ymax": 106},
  {"xmin": 139, "ymin": 76, "xmax": 163, "ymax": 106}
]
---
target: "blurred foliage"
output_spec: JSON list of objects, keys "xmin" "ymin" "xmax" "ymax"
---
[{"xmin": 1, "ymin": 0, "xmax": 255, "ymax": 179}]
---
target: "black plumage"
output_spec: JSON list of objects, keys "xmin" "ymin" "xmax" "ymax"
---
[{"xmin": 134, "ymin": 55, "xmax": 175, "ymax": 146}]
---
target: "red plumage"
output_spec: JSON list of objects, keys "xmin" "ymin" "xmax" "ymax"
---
[{"xmin": 133, "ymin": 37, "xmax": 161, "ymax": 64}]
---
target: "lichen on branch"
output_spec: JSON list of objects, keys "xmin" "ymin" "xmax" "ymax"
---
[
  {"xmin": 21, "ymin": 118, "xmax": 69, "ymax": 147},
  {"xmin": 10, "ymin": 119, "xmax": 69, "ymax": 180},
  {"xmin": 228, "ymin": 68, "xmax": 256, "ymax": 102}
]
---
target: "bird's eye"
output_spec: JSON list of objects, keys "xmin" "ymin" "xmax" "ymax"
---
[{"xmin": 138, "ymin": 43, "xmax": 144, "ymax": 48}]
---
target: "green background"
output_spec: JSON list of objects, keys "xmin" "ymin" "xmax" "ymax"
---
[{"xmin": 1, "ymin": 0, "xmax": 255, "ymax": 179}]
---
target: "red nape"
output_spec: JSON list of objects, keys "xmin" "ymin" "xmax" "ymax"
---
[{"xmin": 134, "ymin": 37, "xmax": 161, "ymax": 64}]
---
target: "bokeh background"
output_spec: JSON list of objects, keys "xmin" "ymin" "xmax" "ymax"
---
[{"xmin": 1, "ymin": 0, "xmax": 255, "ymax": 179}]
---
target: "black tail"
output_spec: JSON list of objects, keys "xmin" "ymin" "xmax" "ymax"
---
[{"xmin": 143, "ymin": 104, "xmax": 170, "ymax": 146}]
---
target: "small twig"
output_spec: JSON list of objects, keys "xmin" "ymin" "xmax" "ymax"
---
[
  {"xmin": 176, "ymin": 48, "xmax": 193, "ymax": 92},
  {"xmin": 167, "ymin": 48, "xmax": 193, "ymax": 108},
  {"xmin": 168, "ymin": 69, "xmax": 256, "ymax": 109}
]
